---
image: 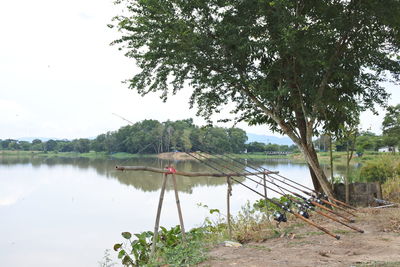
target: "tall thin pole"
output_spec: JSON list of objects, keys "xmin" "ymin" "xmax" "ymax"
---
[
  {"xmin": 329, "ymin": 133, "xmax": 334, "ymax": 188},
  {"xmin": 172, "ymin": 173, "xmax": 186, "ymax": 240},
  {"xmin": 263, "ymin": 173, "xmax": 270, "ymax": 217},
  {"xmin": 151, "ymin": 173, "xmax": 168, "ymax": 257},
  {"xmin": 227, "ymin": 176, "xmax": 232, "ymax": 239},
  {"xmin": 263, "ymin": 173, "xmax": 268, "ymax": 204}
]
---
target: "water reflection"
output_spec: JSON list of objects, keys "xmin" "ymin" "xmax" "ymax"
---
[
  {"xmin": 0, "ymin": 155, "xmax": 355, "ymax": 267},
  {"xmin": 0, "ymin": 156, "xmax": 328, "ymax": 192}
]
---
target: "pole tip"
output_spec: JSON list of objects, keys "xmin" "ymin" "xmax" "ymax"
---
[
  {"xmin": 335, "ymin": 235, "xmax": 340, "ymax": 240},
  {"xmin": 350, "ymin": 219, "xmax": 355, "ymax": 223}
]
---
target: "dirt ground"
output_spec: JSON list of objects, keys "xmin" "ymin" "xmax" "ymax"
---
[{"xmin": 199, "ymin": 207, "xmax": 400, "ymax": 267}]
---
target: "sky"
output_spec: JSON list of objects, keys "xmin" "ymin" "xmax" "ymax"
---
[{"xmin": 0, "ymin": 0, "xmax": 399, "ymax": 140}]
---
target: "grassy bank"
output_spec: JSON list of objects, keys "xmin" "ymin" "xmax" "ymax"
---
[
  {"xmin": 1, "ymin": 149, "xmax": 396, "ymax": 162},
  {"xmin": 109, "ymin": 198, "xmax": 400, "ymax": 266}
]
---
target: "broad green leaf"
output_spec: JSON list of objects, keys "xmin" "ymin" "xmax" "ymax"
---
[
  {"xmin": 121, "ymin": 232, "xmax": 132, "ymax": 239},
  {"xmin": 113, "ymin": 243, "xmax": 122, "ymax": 251}
]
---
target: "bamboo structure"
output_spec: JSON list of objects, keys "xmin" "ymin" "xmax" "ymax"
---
[
  {"xmin": 117, "ymin": 165, "xmax": 274, "ymax": 256},
  {"xmin": 116, "ymin": 165, "xmax": 277, "ymax": 177},
  {"xmin": 117, "ymin": 153, "xmax": 363, "ymax": 244}
]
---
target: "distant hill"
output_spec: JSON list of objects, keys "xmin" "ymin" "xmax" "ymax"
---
[
  {"xmin": 16, "ymin": 137, "xmax": 54, "ymax": 142},
  {"xmin": 16, "ymin": 137, "xmax": 95, "ymax": 142},
  {"xmin": 17, "ymin": 137, "xmax": 69, "ymax": 142},
  {"xmin": 246, "ymin": 133, "xmax": 294, "ymax": 146}
]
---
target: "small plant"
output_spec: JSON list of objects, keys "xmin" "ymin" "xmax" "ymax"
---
[
  {"xmin": 114, "ymin": 231, "xmax": 153, "ymax": 266},
  {"xmin": 153, "ymin": 230, "xmax": 208, "ymax": 266},
  {"xmin": 114, "ymin": 225, "xmax": 208, "ymax": 266},
  {"xmin": 98, "ymin": 249, "xmax": 117, "ymax": 267},
  {"xmin": 253, "ymin": 196, "xmax": 294, "ymax": 213}
]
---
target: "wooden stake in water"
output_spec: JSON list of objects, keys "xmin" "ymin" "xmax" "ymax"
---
[
  {"xmin": 172, "ymin": 173, "xmax": 186, "ymax": 240},
  {"xmin": 151, "ymin": 173, "xmax": 168, "ymax": 257},
  {"xmin": 227, "ymin": 176, "xmax": 232, "ymax": 239}
]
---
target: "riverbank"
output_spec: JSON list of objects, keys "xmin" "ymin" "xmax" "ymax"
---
[
  {"xmin": 0, "ymin": 150, "xmax": 151, "ymax": 159},
  {"xmin": 199, "ymin": 207, "xmax": 400, "ymax": 267},
  {"xmin": 0, "ymin": 149, "xmax": 396, "ymax": 163},
  {"xmin": 110, "ymin": 201, "xmax": 400, "ymax": 267}
]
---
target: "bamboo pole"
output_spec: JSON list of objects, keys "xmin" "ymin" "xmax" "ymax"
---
[
  {"xmin": 227, "ymin": 176, "xmax": 232, "ymax": 239},
  {"xmin": 314, "ymin": 210, "xmax": 364, "ymax": 233},
  {"xmin": 292, "ymin": 213, "xmax": 340, "ymax": 240},
  {"xmin": 151, "ymin": 173, "xmax": 168, "ymax": 257},
  {"xmin": 171, "ymin": 173, "xmax": 186, "ymax": 240},
  {"xmin": 263, "ymin": 174, "xmax": 268, "ymax": 204},
  {"xmin": 319, "ymin": 198, "xmax": 356, "ymax": 217},
  {"xmin": 307, "ymin": 199, "xmax": 354, "ymax": 223}
]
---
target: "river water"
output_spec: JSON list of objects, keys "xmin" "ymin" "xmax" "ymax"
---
[{"xmin": 0, "ymin": 156, "xmax": 341, "ymax": 266}]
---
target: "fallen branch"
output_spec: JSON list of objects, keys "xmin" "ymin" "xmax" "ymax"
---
[{"xmin": 374, "ymin": 204, "xmax": 398, "ymax": 209}]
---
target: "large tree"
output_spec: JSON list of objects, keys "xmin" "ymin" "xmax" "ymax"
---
[
  {"xmin": 382, "ymin": 104, "xmax": 400, "ymax": 153},
  {"xmin": 110, "ymin": 0, "xmax": 400, "ymax": 198}
]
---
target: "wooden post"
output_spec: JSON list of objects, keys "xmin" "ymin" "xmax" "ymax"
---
[
  {"xmin": 151, "ymin": 173, "xmax": 168, "ymax": 257},
  {"xmin": 227, "ymin": 176, "xmax": 232, "ymax": 239},
  {"xmin": 374, "ymin": 182, "xmax": 382, "ymax": 200},
  {"xmin": 172, "ymin": 173, "xmax": 186, "ymax": 240},
  {"xmin": 263, "ymin": 173, "xmax": 268, "ymax": 204}
]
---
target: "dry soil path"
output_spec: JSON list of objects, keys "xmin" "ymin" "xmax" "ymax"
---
[{"xmin": 199, "ymin": 207, "xmax": 400, "ymax": 267}]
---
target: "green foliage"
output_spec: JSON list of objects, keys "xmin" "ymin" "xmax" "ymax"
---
[
  {"xmin": 382, "ymin": 174, "xmax": 400, "ymax": 203},
  {"xmin": 382, "ymin": 105, "xmax": 400, "ymax": 137},
  {"xmin": 114, "ymin": 225, "xmax": 207, "ymax": 266},
  {"xmin": 153, "ymin": 228, "xmax": 207, "ymax": 266},
  {"xmin": 382, "ymin": 104, "xmax": 400, "ymax": 153},
  {"xmin": 360, "ymin": 157, "xmax": 400, "ymax": 183},
  {"xmin": 0, "ymin": 119, "xmax": 250, "ymax": 155},
  {"xmin": 354, "ymin": 132, "xmax": 384, "ymax": 152},
  {"xmin": 111, "ymin": 0, "xmax": 400, "ymax": 196},
  {"xmin": 253, "ymin": 196, "xmax": 292, "ymax": 212},
  {"xmin": 246, "ymin": 142, "xmax": 297, "ymax": 153},
  {"xmin": 198, "ymin": 199, "xmax": 293, "ymax": 244},
  {"xmin": 111, "ymin": 0, "xmax": 400, "ymax": 136},
  {"xmin": 114, "ymin": 230, "xmax": 153, "ymax": 266}
]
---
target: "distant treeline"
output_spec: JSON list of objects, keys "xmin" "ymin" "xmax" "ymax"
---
[
  {"xmin": 314, "ymin": 131, "xmax": 397, "ymax": 153},
  {"xmin": 0, "ymin": 119, "xmax": 298, "ymax": 154}
]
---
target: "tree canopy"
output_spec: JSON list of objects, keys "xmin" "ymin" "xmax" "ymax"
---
[
  {"xmin": 0, "ymin": 119, "xmax": 249, "ymax": 154},
  {"xmin": 110, "ymin": 0, "xmax": 400, "ymax": 197},
  {"xmin": 382, "ymin": 104, "xmax": 400, "ymax": 152}
]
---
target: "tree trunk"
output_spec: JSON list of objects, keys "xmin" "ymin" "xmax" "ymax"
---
[
  {"xmin": 238, "ymin": 86, "xmax": 335, "ymax": 198},
  {"xmin": 309, "ymin": 166, "xmax": 322, "ymax": 193},
  {"xmin": 299, "ymin": 142, "xmax": 335, "ymax": 199},
  {"xmin": 346, "ymin": 151, "xmax": 350, "ymax": 204},
  {"xmin": 329, "ymin": 134, "xmax": 334, "ymax": 188}
]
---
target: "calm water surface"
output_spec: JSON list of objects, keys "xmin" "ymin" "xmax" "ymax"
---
[{"xmin": 0, "ymin": 156, "xmax": 341, "ymax": 266}]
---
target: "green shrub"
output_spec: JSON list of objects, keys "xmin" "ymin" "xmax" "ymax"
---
[
  {"xmin": 360, "ymin": 157, "xmax": 400, "ymax": 183},
  {"xmin": 114, "ymin": 225, "xmax": 208, "ymax": 266},
  {"xmin": 382, "ymin": 176, "xmax": 400, "ymax": 203}
]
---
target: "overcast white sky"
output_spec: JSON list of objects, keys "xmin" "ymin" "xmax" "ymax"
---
[{"xmin": 0, "ymin": 0, "xmax": 399, "ymax": 140}]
